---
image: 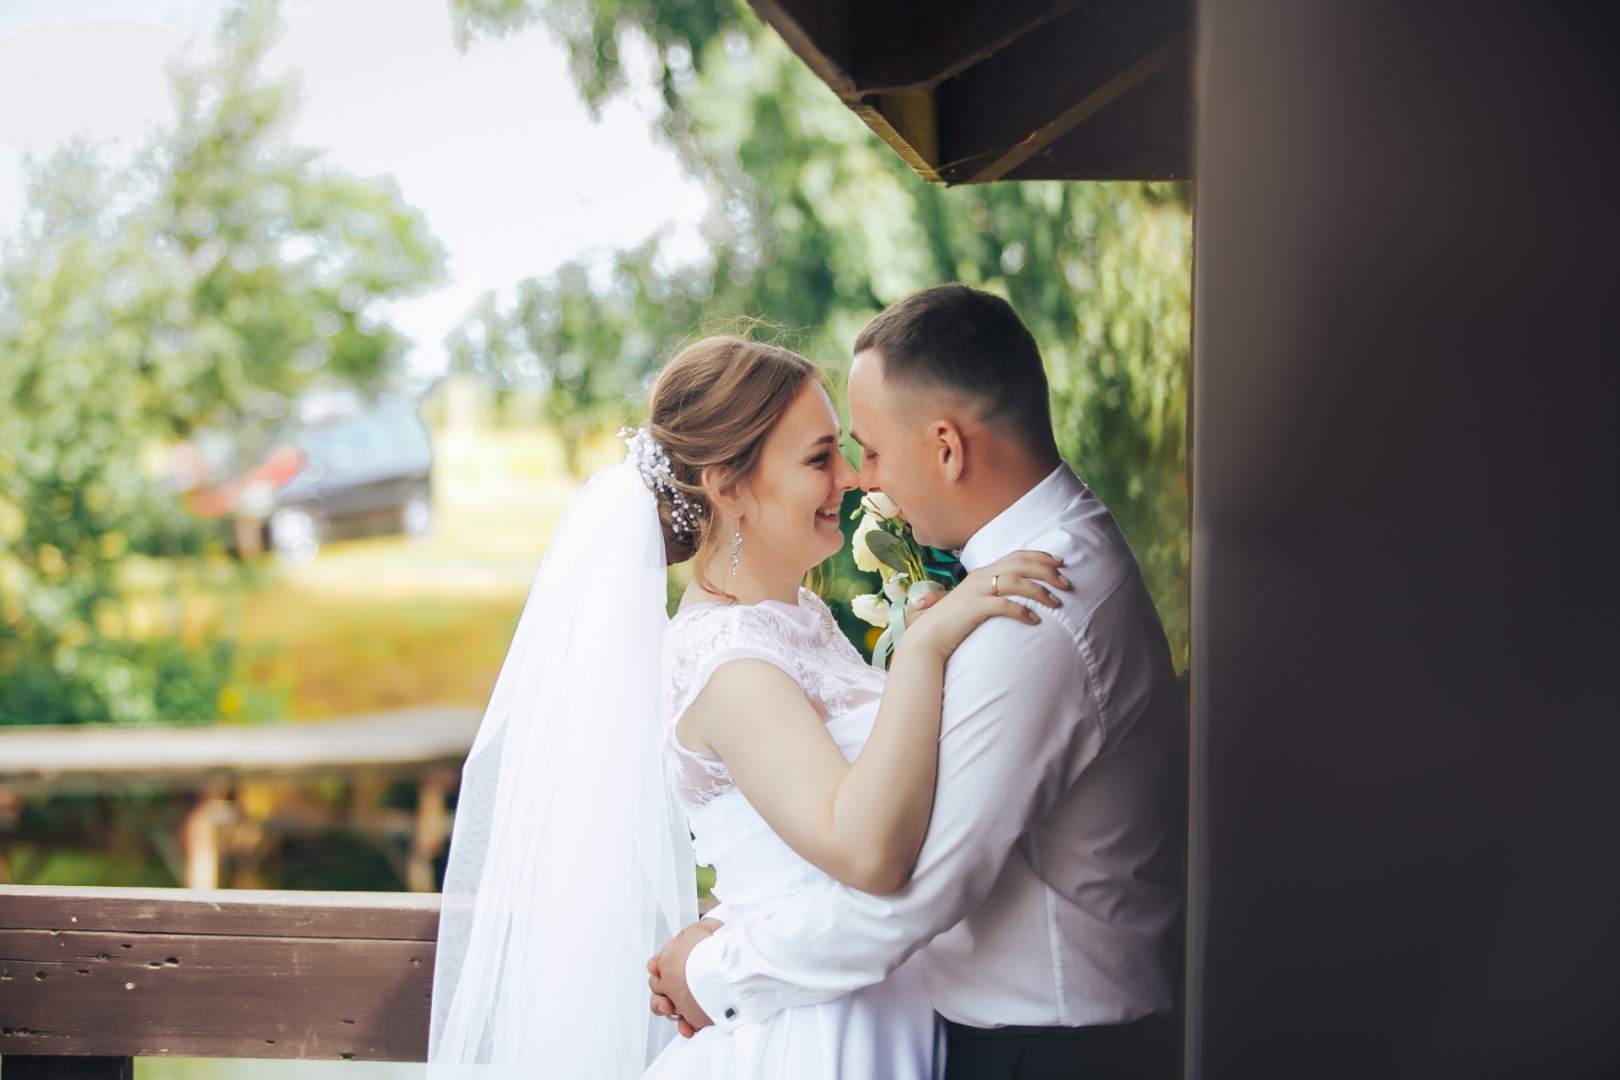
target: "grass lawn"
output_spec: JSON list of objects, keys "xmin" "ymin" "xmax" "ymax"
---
[
  {"xmin": 236, "ymin": 586, "xmax": 525, "ymax": 719},
  {"xmin": 231, "ymin": 423, "xmax": 625, "ymax": 719}
]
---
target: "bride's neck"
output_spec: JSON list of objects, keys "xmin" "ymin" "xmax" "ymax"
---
[{"xmin": 688, "ymin": 548, "xmax": 804, "ymax": 608}]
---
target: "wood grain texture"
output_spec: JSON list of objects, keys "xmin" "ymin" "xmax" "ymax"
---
[
  {"xmin": 935, "ymin": 0, "xmax": 1190, "ymax": 183},
  {"xmin": 1001, "ymin": 55, "xmax": 1192, "ymax": 183},
  {"xmin": 851, "ymin": 0, "xmax": 1086, "ymax": 94},
  {"xmin": 0, "ymin": 885, "xmax": 440, "ymax": 941},
  {"xmin": 0, "ymin": 887, "xmax": 439, "ymax": 1060},
  {"xmin": 0, "ymin": 929, "xmax": 432, "ymax": 1059},
  {"xmin": 854, "ymin": 91, "xmax": 942, "ymax": 179}
]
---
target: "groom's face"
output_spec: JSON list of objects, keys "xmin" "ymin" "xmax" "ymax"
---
[{"xmin": 847, "ymin": 349, "xmax": 960, "ymax": 550}]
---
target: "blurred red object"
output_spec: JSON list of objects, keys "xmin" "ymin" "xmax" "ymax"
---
[{"xmin": 185, "ymin": 442, "xmax": 307, "ymax": 520}]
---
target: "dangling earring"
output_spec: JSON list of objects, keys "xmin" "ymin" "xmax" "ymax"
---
[{"xmin": 730, "ymin": 523, "xmax": 743, "ymax": 576}]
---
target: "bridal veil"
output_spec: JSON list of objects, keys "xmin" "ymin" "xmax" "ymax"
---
[{"xmin": 429, "ymin": 453, "xmax": 697, "ymax": 1076}]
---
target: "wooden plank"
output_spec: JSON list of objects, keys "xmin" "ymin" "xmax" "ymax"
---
[
  {"xmin": 1001, "ymin": 55, "xmax": 1192, "ymax": 182},
  {"xmin": 750, "ymin": 1, "xmax": 1091, "ymax": 97},
  {"xmin": 749, "ymin": 0, "xmax": 853, "ymax": 96},
  {"xmin": 934, "ymin": 0, "xmax": 1191, "ymax": 184},
  {"xmin": 956, "ymin": 31, "xmax": 1188, "ymax": 183},
  {"xmin": 852, "ymin": 91, "xmax": 942, "ymax": 181},
  {"xmin": 758, "ymin": 0, "xmax": 1190, "ymax": 185},
  {"xmin": 0, "ymin": 886, "xmax": 440, "ymax": 942},
  {"xmin": 851, "ymin": 0, "xmax": 1087, "ymax": 94},
  {"xmin": 0, "ymin": 706, "xmax": 479, "ymax": 796},
  {"xmin": 0, "ymin": 928, "xmax": 431, "ymax": 1060},
  {"xmin": 1, "ymin": 1058, "xmax": 132, "ymax": 1079}
]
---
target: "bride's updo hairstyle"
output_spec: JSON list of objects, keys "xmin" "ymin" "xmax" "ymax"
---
[{"xmin": 645, "ymin": 336, "xmax": 821, "ymax": 587}]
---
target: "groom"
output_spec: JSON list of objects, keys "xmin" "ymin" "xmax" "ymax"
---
[{"xmin": 650, "ymin": 283, "xmax": 1186, "ymax": 1080}]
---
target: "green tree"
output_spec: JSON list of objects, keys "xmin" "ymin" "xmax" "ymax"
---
[
  {"xmin": 449, "ymin": 0, "xmax": 1190, "ymax": 663},
  {"xmin": 0, "ymin": 0, "xmax": 446, "ymax": 725}
]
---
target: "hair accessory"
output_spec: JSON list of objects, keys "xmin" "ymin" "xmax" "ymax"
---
[
  {"xmin": 620, "ymin": 427, "xmax": 698, "ymax": 539},
  {"xmin": 730, "ymin": 524, "xmax": 743, "ymax": 576}
]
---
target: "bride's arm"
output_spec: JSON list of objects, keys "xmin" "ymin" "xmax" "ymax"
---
[{"xmin": 682, "ymin": 551, "xmax": 1067, "ymax": 895}]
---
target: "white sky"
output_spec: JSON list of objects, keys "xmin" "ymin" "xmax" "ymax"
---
[{"xmin": 0, "ymin": 0, "xmax": 709, "ymax": 377}]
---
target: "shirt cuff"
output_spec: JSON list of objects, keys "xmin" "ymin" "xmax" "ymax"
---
[{"xmin": 686, "ymin": 931, "xmax": 745, "ymax": 1034}]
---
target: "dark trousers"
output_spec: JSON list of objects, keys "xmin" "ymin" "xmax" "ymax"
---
[{"xmin": 942, "ymin": 1014, "xmax": 1180, "ymax": 1080}]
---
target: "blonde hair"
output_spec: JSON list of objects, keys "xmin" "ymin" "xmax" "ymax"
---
[{"xmin": 646, "ymin": 336, "xmax": 822, "ymax": 595}]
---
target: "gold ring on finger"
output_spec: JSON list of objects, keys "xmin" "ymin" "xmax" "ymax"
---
[{"xmin": 991, "ymin": 574, "xmax": 1000, "ymax": 596}]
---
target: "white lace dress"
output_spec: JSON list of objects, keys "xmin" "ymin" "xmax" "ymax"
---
[{"xmin": 643, "ymin": 588, "xmax": 936, "ymax": 1080}]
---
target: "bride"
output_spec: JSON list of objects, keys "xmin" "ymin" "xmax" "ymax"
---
[{"xmin": 428, "ymin": 336, "xmax": 1065, "ymax": 1078}]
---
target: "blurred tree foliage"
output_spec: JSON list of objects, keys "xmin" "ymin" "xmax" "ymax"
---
[
  {"xmin": 0, "ymin": 0, "xmax": 445, "ymax": 725},
  {"xmin": 448, "ymin": 0, "xmax": 1191, "ymax": 663}
]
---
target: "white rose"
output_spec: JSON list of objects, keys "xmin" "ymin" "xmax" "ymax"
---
[
  {"xmin": 862, "ymin": 491, "xmax": 901, "ymax": 519},
  {"xmin": 850, "ymin": 593, "xmax": 889, "ymax": 627},
  {"xmin": 851, "ymin": 513, "xmax": 885, "ymax": 574},
  {"xmin": 882, "ymin": 572, "xmax": 910, "ymax": 603}
]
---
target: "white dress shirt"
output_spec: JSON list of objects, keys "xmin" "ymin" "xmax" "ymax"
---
[{"xmin": 686, "ymin": 463, "xmax": 1185, "ymax": 1031}]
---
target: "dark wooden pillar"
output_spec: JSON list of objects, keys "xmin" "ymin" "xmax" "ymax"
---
[
  {"xmin": 2, "ymin": 1059, "xmax": 132, "ymax": 1080},
  {"xmin": 1190, "ymin": 2, "xmax": 1620, "ymax": 1077}
]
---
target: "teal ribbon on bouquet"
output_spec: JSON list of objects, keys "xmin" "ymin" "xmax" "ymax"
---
[
  {"xmin": 922, "ymin": 547, "xmax": 968, "ymax": 586},
  {"xmin": 869, "ymin": 578, "xmax": 947, "ymax": 671}
]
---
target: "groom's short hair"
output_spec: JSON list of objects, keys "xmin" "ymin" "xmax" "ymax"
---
[{"xmin": 854, "ymin": 283, "xmax": 1055, "ymax": 449}]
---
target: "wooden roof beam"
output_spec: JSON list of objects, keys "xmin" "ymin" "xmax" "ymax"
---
[
  {"xmin": 998, "ymin": 53, "xmax": 1191, "ymax": 182},
  {"xmin": 850, "ymin": 0, "xmax": 1090, "ymax": 94},
  {"xmin": 751, "ymin": 0, "xmax": 1091, "ymax": 96},
  {"xmin": 749, "ymin": 0, "xmax": 1192, "ymax": 184},
  {"xmin": 936, "ymin": 0, "xmax": 1190, "ymax": 184}
]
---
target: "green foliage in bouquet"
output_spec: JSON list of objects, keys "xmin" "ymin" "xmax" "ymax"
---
[{"xmin": 845, "ymin": 495, "xmax": 948, "ymax": 668}]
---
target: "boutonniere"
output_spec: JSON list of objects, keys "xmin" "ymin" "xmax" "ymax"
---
[{"xmin": 848, "ymin": 492, "xmax": 955, "ymax": 669}]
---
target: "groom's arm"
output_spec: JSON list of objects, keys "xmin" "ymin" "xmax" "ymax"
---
[{"xmin": 674, "ymin": 609, "xmax": 1105, "ymax": 1032}]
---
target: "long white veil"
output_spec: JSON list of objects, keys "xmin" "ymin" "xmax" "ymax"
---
[{"xmin": 429, "ymin": 453, "xmax": 696, "ymax": 1076}]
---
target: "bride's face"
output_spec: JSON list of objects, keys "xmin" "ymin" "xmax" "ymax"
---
[{"xmin": 732, "ymin": 380, "xmax": 859, "ymax": 576}]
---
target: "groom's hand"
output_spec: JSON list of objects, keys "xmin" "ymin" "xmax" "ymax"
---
[{"xmin": 647, "ymin": 918, "xmax": 723, "ymax": 1037}]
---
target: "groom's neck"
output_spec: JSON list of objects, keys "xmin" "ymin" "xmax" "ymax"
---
[{"xmin": 945, "ymin": 442, "xmax": 1063, "ymax": 549}]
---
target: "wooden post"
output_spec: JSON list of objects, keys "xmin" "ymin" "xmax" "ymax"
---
[
  {"xmin": 1, "ymin": 1058, "xmax": 133, "ymax": 1079},
  {"xmin": 408, "ymin": 768, "xmax": 454, "ymax": 893},
  {"xmin": 180, "ymin": 781, "xmax": 232, "ymax": 890}
]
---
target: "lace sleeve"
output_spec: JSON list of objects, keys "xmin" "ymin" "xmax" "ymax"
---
[{"xmin": 662, "ymin": 604, "xmax": 809, "ymax": 728}]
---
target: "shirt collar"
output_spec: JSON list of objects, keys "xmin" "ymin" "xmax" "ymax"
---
[{"xmin": 958, "ymin": 463, "xmax": 1085, "ymax": 573}]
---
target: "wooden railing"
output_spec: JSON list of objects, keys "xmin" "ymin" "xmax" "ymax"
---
[
  {"xmin": 0, "ymin": 884, "xmax": 439, "ymax": 1076},
  {"xmin": 1, "ymin": 884, "xmax": 718, "ymax": 1077}
]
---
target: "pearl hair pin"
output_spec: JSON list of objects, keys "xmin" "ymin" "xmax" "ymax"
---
[{"xmin": 621, "ymin": 427, "xmax": 699, "ymax": 540}]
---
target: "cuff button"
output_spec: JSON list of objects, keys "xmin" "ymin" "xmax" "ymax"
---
[{"xmin": 724, "ymin": 1007, "xmax": 737, "ymax": 1020}]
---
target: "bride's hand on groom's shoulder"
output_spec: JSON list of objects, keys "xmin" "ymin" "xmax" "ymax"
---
[
  {"xmin": 903, "ymin": 551, "xmax": 1068, "ymax": 659},
  {"xmin": 648, "ymin": 918, "xmax": 725, "ymax": 1038}
]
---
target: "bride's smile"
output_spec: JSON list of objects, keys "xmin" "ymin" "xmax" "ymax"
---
[{"xmin": 701, "ymin": 378, "xmax": 859, "ymax": 602}]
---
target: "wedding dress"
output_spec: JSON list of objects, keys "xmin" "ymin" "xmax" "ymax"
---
[
  {"xmin": 428, "ymin": 441, "xmax": 931, "ymax": 1078},
  {"xmin": 644, "ymin": 588, "xmax": 936, "ymax": 1080}
]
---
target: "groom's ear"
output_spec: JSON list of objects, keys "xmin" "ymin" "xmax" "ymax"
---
[{"xmin": 931, "ymin": 418, "xmax": 967, "ymax": 483}]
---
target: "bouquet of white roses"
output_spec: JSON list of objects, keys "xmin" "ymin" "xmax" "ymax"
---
[{"xmin": 848, "ymin": 493, "xmax": 957, "ymax": 669}]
